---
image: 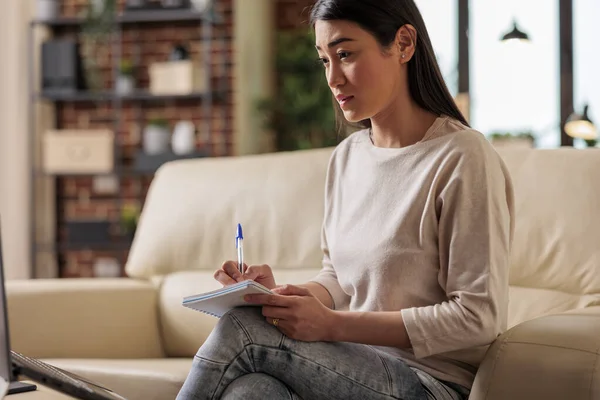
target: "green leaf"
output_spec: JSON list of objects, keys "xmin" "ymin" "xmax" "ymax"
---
[{"xmin": 255, "ymin": 29, "xmax": 338, "ymax": 151}]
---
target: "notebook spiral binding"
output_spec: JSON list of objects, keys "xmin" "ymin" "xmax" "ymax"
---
[{"xmin": 184, "ymin": 305, "xmax": 222, "ymax": 318}]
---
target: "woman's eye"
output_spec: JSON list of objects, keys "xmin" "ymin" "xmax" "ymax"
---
[
  {"xmin": 318, "ymin": 57, "xmax": 329, "ymax": 66},
  {"xmin": 338, "ymin": 51, "xmax": 351, "ymax": 59}
]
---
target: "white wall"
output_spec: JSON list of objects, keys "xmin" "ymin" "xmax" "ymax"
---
[
  {"xmin": 233, "ymin": 0, "xmax": 276, "ymax": 155},
  {"xmin": 0, "ymin": 0, "xmax": 33, "ymax": 279}
]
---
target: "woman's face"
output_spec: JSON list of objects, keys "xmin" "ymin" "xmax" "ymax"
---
[{"xmin": 315, "ymin": 19, "xmax": 406, "ymax": 123}]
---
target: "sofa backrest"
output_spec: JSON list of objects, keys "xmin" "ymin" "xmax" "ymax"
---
[
  {"xmin": 494, "ymin": 147, "xmax": 600, "ymax": 327},
  {"xmin": 126, "ymin": 144, "xmax": 600, "ymax": 355},
  {"xmin": 126, "ymin": 147, "xmax": 334, "ymax": 278}
]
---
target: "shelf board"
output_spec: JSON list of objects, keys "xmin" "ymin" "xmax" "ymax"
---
[
  {"xmin": 35, "ymin": 241, "xmax": 132, "ymax": 252},
  {"xmin": 36, "ymin": 169, "xmax": 156, "ymax": 178},
  {"xmin": 37, "ymin": 90, "xmax": 218, "ymax": 103},
  {"xmin": 119, "ymin": 9, "xmax": 221, "ymax": 24},
  {"xmin": 31, "ymin": 17, "xmax": 87, "ymax": 27},
  {"xmin": 37, "ymin": 91, "xmax": 113, "ymax": 102},
  {"xmin": 59, "ymin": 195, "xmax": 147, "ymax": 201},
  {"xmin": 36, "ymin": 152, "xmax": 211, "ymax": 178},
  {"xmin": 31, "ymin": 9, "xmax": 223, "ymax": 27}
]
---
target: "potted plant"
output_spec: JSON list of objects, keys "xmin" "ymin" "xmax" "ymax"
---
[
  {"xmin": 256, "ymin": 29, "xmax": 338, "ymax": 151},
  {"xmin": 80, "ymin": 0, "xmax": 117, "ymax": 92},
  {"xmin": 116, "ymin": 58, "xmax": 135, "ymax": 95},
  {"xmin": 120, "ymin": 203, "xmax": 140, "ymax": 241},
  {"xmin": 143, "ymin": 118, "xmax": 170, "ymax": 155},
  {"xmin": 36, "ymin": 0, "xmax": 59, "ymax": 21},
  {"xmin": 489, "ymin": 131, "xmax": 535, "ymax": 148}
]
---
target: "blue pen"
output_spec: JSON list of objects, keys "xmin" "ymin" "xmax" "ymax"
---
[{"xmin": 236, "ymin": 223, "xmax": 244, "ymax": 274}]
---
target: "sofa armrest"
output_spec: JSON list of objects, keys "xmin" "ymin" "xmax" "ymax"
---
[
  {"xmin": 6, "ymin": 278, "xmax": 165, "ymax": 359},
  {"xmin": 470, "ymin": 307, "xmax": 600, "ymax": 400}
]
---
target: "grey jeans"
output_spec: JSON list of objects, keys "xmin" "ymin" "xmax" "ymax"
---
[{"xmin": 176, "ymin": 307, "xmax": 468, "ymax": 400}]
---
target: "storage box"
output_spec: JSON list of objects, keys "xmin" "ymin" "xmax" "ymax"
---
[
  {"xmin": 65, "ymin": 220, "xmax": 111, "ymax": 244},
  {"xmin": 43, "ymin": 129, "xmax": 114, "ymax": 174},
  {"xmin": 149, "ymin": 60, "xmax": 206, "ymax": 95},
  {"xmin": 133, "ymin": 149, "xmax": 208, "ymax": 173}
]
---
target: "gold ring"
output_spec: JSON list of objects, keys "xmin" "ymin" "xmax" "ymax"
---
[{"xmin": 272, "ymin": 318, "xmax": 279, "ymax": 327}]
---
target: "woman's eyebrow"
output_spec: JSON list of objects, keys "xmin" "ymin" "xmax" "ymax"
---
[{"xmin": 315, "ymin": 37, "xmax": 355, "ymax": 50}]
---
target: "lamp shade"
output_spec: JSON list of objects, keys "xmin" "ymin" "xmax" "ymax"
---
[
  {"xmin": 565, "ymin": 105, "xmax": 597, "ymax": 140},
  {"xmin": 501, "ymin": 20, "xmax": 530, "ymax": 42}
]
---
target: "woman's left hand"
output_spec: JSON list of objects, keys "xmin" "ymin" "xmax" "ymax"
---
[{"xmin": 244, "ymin": 285, "xmax": 336, "ymax": 342}]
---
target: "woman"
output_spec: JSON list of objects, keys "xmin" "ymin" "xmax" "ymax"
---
[{"xmin": 177, "ymin": 0, "xmax": 514, "ymax": 399}]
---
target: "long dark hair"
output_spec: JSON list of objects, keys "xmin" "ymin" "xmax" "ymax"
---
[{"xmin": 309, "ymin": 0, "xmax": 469, "ymax": 132}]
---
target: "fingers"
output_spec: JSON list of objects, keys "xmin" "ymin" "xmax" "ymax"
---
[
  {"xmin": 244, "ymin": 293, "xmax": 293, "ymax": 307},
  {"xmin": 213, "ymin": 269, "xmax": 237, "ymax": 287},
  {"xmin": 242, "ymin": 264, "xmax": 271, "ymax": 280},
  {"xmin": 262, "ymin": 306, "xmax": 293, "ymax": 320},
  {"xmin": 271, "ymin": 284, "xmax": 311, "ymax": 297},
  {"xmin": 214, "ymin": 260, "xmax": 248, "ymax": 287},
  {"xmin": 221, "ymin": 260, "xmax": 245, "ymax": 282}
]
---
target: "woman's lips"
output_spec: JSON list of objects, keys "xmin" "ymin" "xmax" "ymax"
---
[{"xmin": 336, "ymin": 95, "xmax": 354, "ymax": 107}]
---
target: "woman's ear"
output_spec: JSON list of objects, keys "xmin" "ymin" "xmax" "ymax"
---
[{"xmin": 395, "ymin": 24, "xmax": 417, "ymax": 63}]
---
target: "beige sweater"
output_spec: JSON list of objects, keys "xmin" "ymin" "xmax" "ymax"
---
[{"xmin": 311, "ymin": 116, "xmax": 514, "ymax": 389}]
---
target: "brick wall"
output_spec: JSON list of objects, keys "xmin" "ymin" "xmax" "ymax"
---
[{"xmin": 276, "ymin": 0, "xmax": 315, "ymax": 30}]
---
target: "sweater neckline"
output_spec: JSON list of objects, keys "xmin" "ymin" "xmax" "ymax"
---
[{"xmin": 362, "ymin": 115, "xmax": 450, "ymax": 154}]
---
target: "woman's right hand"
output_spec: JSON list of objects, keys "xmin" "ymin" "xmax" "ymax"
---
[{"xmin": 213, "ymin": 261, "xmax": 277, "ymax": 290}]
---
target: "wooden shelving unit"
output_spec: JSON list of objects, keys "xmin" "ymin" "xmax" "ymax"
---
[
  {"xmin": 28, "ymin": 1, "xmax": 233, "ymax": 278},
  {"xmin": 31, "ymin": 8, "xmax": 224, "ymax": 26},
  {"xmin": 36, "ymin": 90, "xmax": 224, "ymax": 102}
]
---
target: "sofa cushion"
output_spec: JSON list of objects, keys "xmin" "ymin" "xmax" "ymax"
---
[
  {"xmin": 12, "ymin": 380, "xmax": 77, "ymax": 399},
  {"xmin": 42, "ymin": 358, "xmax": 193, "ymax": 400},
  {"xmin": 158, "ymin": 269, "xmax": 322, "ymax": 357},
  {"xmin": 125, "ymin": 147, "xmax": 334, "ymax": 279},
  {"xmin": 508, "ymin": 286, "xmax": 600, "ymax": 329}
]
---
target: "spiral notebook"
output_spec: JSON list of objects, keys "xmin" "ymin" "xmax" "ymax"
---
[{"xmin": 182, "ymin": 280, "xmax": 273, "ymax": 318}]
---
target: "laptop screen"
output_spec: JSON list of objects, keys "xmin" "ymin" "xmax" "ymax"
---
[{"xmin": 0, "ymin": 222, "xmax": 15, "ymax": 383}]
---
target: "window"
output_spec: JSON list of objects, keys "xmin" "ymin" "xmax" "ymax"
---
[
  {"xmin": 470, "ymin": 1, "xmax": 560, "ymax": 148},
  {"xmin": 574, "ymin": 0, "xmax": 600, "ymax": 146},
  {"xmin": 415, "ymin": 0, "xmax": 458, "ymax": 97}
]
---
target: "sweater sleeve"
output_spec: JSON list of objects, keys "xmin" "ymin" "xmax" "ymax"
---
[
  {"xmin": 400, "ymin": 139, "xmax": 514, "ymax": 358},
  {"xmin": 309, "ymin": 149, "xmax": 351, "ymax": 310},
  {"xmin": 309, "ymin": 227, "xmax": 351, "ymax": 310}
]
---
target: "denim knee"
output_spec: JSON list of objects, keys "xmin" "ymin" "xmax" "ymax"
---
[
  {"xmin": 198, "ymin": 307, "xmax": 283, "ymax": 364},
  {"xmin": 222, "ymin": 306, "xmax": 283, "ymax": 347},
  {"xmin": 221, "ymin": 373, "xmax": 294, "ymax": 400}
]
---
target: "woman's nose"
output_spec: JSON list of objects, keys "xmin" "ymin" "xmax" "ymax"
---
[{"xmin": 327, "ymin": 63, "xmax": 345, "ymax": 89}]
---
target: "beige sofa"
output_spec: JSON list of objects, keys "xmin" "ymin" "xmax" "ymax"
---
[{"xmin": 6, "ymin": 145, "xmax": 600, "ymax": 400}]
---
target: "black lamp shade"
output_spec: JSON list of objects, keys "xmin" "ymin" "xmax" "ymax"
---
[{"xmin": 501, "ymin": 21, "xmax": 530, "ymax": 42}]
